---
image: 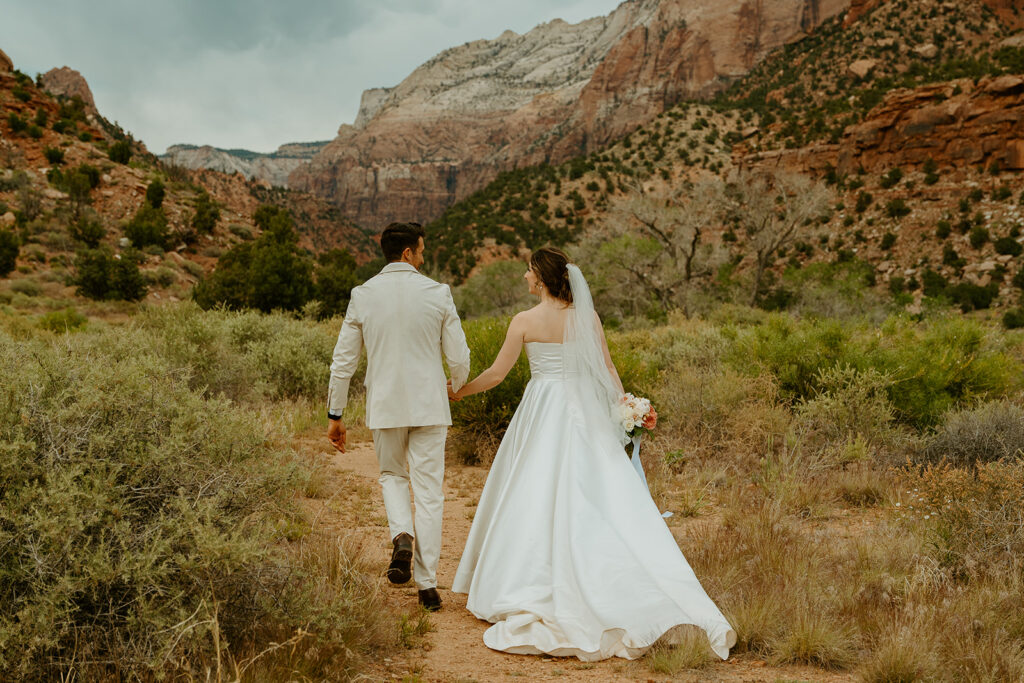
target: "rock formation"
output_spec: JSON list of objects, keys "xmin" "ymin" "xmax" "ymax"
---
[
  {"xmin": 290, "ymin": 0, "xmax": 851, "ymax": 228},
  {"xmin": 0, "ymin": 48, "xmax": 12, "ymax": 74},
  {"xmin": 161, "ymin": 141, "xmax": 329, "ymax": 188},
  {"xmin": 40, "ymin": 66, "xmax": 97, "ymax": 114},
  {"xmin": 738, "ymin": 75, "xmax": 1024, "ymax": 174}
]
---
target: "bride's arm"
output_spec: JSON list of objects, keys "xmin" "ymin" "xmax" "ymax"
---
[
  {"xmin": 454, "ymin": 314, "xmax": 527, "ymax": 399},
  {"xmin": 594, "ymin": 310, "xmax": 625, "ymax": 395}
]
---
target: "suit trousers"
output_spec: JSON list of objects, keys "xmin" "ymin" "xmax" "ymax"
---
[{"xmin": 371, "ymin": 425, "xmax": 447, "ymax": 589}]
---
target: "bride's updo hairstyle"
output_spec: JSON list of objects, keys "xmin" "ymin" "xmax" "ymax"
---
[{"xmin": 529, "ymin": 247, "xmax": 573, "ymax": 304}]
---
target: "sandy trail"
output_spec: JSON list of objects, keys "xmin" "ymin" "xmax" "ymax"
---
[{"xmin": 300, "ymin": 437, "xmax": 853, "ymax": 683}]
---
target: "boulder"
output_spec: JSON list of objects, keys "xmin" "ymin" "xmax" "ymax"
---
[
  {"xmin": 913, "ymin": 43, "xmax": 939, "ymax": 59},
  {"xmin": 0, "ymin": 48, "xmax": 12, "ymax": 73},
  {"xmin": 847, "ymin": 59, "xmax": 877, "ymax": 79},
  {"xmin": 1, "ymin": 211, "xmax": 15, "ymax": 226}
]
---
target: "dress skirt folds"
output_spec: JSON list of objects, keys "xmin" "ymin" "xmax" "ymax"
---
[{"xmin": 452, "ymin": 342, "xmax": 736, "ymax": 661}]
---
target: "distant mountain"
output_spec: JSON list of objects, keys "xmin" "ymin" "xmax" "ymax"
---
[
  {"xmin": 161, "ymin": 141, "xmax": 329, "ymax": 188},
  {"xmin": 289, "ymin": 0, "xmax": 850, "ymax": 228}
]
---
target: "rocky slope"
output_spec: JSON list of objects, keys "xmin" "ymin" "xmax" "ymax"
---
[
  {"xmin": 426, "ymin": 0, "xmax": 1024, "ymax": 317},
  {"xmin": 161, "ymin": 141, "xmax": 329, "ymax": 188},
  {"xmin": 289, "ymin": 0, "xmax": 850, "ymax": 228},
  {"xmin": 0, "ymin": 57, "xmax": 374, "ymax": 309}
]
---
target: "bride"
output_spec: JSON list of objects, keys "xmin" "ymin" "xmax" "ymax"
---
[{"xmin": 449, "ymin": 247, "xmax": 736, "ymax": 662}]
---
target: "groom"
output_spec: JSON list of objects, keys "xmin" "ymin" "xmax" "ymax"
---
[{"xmin": 326, "ymin": 222, "xmax": 470, "ymax": 611}]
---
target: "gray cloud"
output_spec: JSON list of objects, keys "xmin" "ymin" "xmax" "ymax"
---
[{"xmin": 0, "ymin": 0, "xmax": 622, "ymax": 153}]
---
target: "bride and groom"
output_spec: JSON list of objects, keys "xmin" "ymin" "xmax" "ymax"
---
[{"xmin": 326, "ymin": 222, "xmax": 736, "ymax": 661}]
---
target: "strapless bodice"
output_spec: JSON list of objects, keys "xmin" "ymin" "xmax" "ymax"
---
[{"xmin": 525, "ymin": 342, "xmax": 580, "ymax": 379}]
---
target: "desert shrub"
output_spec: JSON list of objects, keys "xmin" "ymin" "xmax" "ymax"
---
[
  {"xmin": 37, "ymin": 307, "xmax": 88, "ymax": 333},
  {"xmin": 43, "ymin": 146, "xmax": 64, "ymax": 165},
  {"xmin": 144, "ymin": 265, "xmax": 177, "ymax": 288},
  {"xmin": 73, "ymin": 247, "xmax": 148, "ymax": 301},
  {"xmin": 994, "ymin": 236, "xmax": 1022, "ymax": 256},
  {"xmin": 729, "ymin": 315, "xmax": 1018, "ymax": 427},
  {"xmin": 0, "ymin": 229, "xmax": 19, "ymax": 277},
  {"xmin": 68, "ymin": 211, "xmax": 106, "ymax": 247},
  {"xmin": 795, "ymin": 365, "xmax": 895, "ymax": 449},
  {"xmin": 879, "ymin": 232, "xmax": 897, "ymax": 250},
  {"xmin": 193, "ymin": 205, "xmax": 313, "ymax": 313},
  {"xmin": 935, "ymin": 220, "xmax": 951, "ymax": 238},
  {"xmin": 1004, "ymin": 307, "xmax": 1024, "ymax": 329},
  {"xmin": 191, "ymin": 189, "xmax": 220, "ymax": 234},
  {"xmin": 0, "ymin": 326, "xmax": 393, "ymax": 679},
  {"xmin": 879, "ymin": 167, "xmax": 903, "ymax": 189},
  {"xmin": 911, "ymin": 458, "xmax": 1024, "ymax": 579},
  {"xmin": 7, "ymin": 112, "xmax": 27, "ymax": 133},
  {"xmin": 884, "ymin": 199, "xmax": 911, "ymax": 219},
  {"xmin": 145, "ymin": 178, "xmax": 165, "ymax": 208},
  {"xmin": 920, "ymin": 400, "xmax": 1024, "ymax": 468},
  {"xmin": 946, "ymin": 281, "xmax": 998, "ymax": 312},
  {"xmin": 108, "ymin": 139, "xmax": 132, "ymax": 163},
  {"xmin": 124, "ymin": 204, "xmax": 168, "ymax": 249},
  {"xmin": 9, "ymin": 278, "xmax": 42, "ymax": 296},
  {"xmin": 969, "ymin": 225, "xmax": 989, "ymax": 249},
  {"xmin": 448, "ymin": 316, "xmax": 531, "ymax": 464}
]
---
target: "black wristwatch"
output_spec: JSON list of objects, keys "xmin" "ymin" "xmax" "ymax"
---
[{"xmin": 327, "ymin": 412, "xmax": 342, "ymax": 421}]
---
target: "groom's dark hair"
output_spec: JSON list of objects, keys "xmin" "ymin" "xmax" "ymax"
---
[{"xmin": 381, "ymin": 222, "xmax": 425, "ymax": 262}]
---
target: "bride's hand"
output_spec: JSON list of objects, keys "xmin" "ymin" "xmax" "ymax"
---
[{"xmin": 447, "ymin": 379, "xmax": 462, "ymax": 401}]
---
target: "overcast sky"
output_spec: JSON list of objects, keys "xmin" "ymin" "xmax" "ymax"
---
[{"xmin": 0, "ymin": 0, "xmax": 623, "ymax": 154}]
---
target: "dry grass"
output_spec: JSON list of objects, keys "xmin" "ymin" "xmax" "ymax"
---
[{"xmin": 645, "ymin": 626, "xmax": 714, "ymax": 673}]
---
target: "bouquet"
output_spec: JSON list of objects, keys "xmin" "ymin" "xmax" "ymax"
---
[{"xmin": 618, "ymin": 393, "xmax": 658, "ymax": 443}]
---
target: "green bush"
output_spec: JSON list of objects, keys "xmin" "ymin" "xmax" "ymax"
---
[
  {"xmin": 145, "ymin": 178, "xmax": 165, "ymax": 208},
  {"xmin": 879, "ymin": 168, "xmax": 903, "ymax": 189},
  {"xmin": 193, "ymin": 205, "xmax": 313, "ymax": 313},
  {"xmin": 0, "ymin": 323, "xmax": 389, "ymax": 679},
  {"xmin": 37, "ymin": 307, "xmax": 88, "ymax": 333},
  {"xmin": 124, "ymin": 204, "xmax": 168, "ymax": 249},
  {"xmin": 7, "ymin": 112, "xmax": 27, "ymax": 133},
  {"xmin": 68, "ymin": 212, "xmax": 106, "ymax": 247},
  {"xmin": 936, "ymin": 220, "xmax": 951, "ymax": 239},
  {"xmin": 10, "ymin": 278, "xmax": 42, "ymax": 297},
  {"xmin": 727, "ymin": 315, "xmax": 1018, "ymax": 426},
  {"xmin": 0, "ymin": 229, "xmax": 19, "ymax": 277},
  {"xmin": 885, "ymin": 199, "xmax": 911, "ymax": 219},
  {"xmin": 449, "ymin": 317, "xmax": 531, "ymax": 464},
  {"xmin": 108, "ymin": 139, "xmax": 132, "ymax": 164},
  {"xmin": 43, "ymin": 147, "xmax": 64, "ymax": 165},
  {"xmin": 1004, "ymin": 307, "xmax": 1024, "ymax": 329},
  {"xmin": 73, "ymin": 248, "xmax": 148, "ymax": 301},
  {"xmin": 191, "ymin": 189, "xmax": 220, "ymax": 234},
  {"xmin": 994, "ymin": 236, "xmax": 1022, "ymax": 256},
  {"xmin": 969, "ymin": 225, "xmax": 989, "ymax": 249},
  {"xmin": 880, "ymin": 232, "xmax": 897, "ymax": 250}
]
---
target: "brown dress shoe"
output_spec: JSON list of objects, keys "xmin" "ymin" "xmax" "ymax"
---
[
  {"xmin": 387, "ymin": 532, "xmax": 413, "ymax": 584},
  {"xmin": 418, "ymin": 587, "xmax": 441, "ymax": 611}
]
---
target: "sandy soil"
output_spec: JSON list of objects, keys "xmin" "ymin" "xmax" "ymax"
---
[{"xmin": 299, "ymin": 437, "xmax": 854, "ymax": 683}]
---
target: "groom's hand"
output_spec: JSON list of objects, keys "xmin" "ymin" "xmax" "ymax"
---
[
  {"xmin": 447, "ymin": 379, "xmax": 461, "ymax": 401},
  {"xmin": 327, "ymin": 418, "xmax": 347, "ymax": 453}
]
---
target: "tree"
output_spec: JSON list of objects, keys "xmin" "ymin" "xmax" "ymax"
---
[
  {"xmin": 0, "ymin": 229, "xmax": 19, "ymax": 277},
  {"xmin": 193, "ymin": 205, "xmax": 314, "ymax": 313},
  {"xmin": 73, "ymin": 248, "xmax": 147, "ymax": 301},
  {"xmin": 192, "ymin": 190, "xmax": 219, "ymax": 234},
  {"xmin": 588, "ymin": 179, "xmax": 725, "ymax": 317},
  {"xmin": 721, "ymin": 170, "xmax": 832, "ymax": 305},
  {"xmin": 124, "ymin": 204, "xmax": 168, "ymax": 249},
  {"xmin": 68, "ymin": 208, "xmax": 106, "ymax": 248},
  {"xmin": 315, "ymin": 248, "xmax": 360, "ymax": 318},
  {"xmin": 108, "ymin": 140, "xmax": 132, "ymax": 164},
  {"xmin": 145, "ymin": 179, "xmax": 165, "ymax": 208}
]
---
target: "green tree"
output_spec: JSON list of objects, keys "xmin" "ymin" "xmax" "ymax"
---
[
  {"xmin": 73, "ymin": 247, "xmax": 148, "ymax": 301},
  {"xmin": 68, "ymin": 209, "xmax": 106, "ymax": 248},
  {"xmin": 193, "ymin": 205, "xmax": 314, "ymax": 312},
  {"xmin": 124, "ymin": 204, "xmax": 168, "ymax": 249},
  {"xmin": 315, "ymin": 248, "xmax": 360, "ymax": 318},
  {"xmin": 145, "ymin": 179, "xmax": 165, "ymax": 208},
  {"xmin": 108, "ymin": 140, "xmax": 132, "ymax": 164},
  {"xmin": 0, "ymin": 229, "xmax": 19, "ymax": 277},
  {"xmin": 192, "ymin": 190, "xmax": 220, "ymax": 234}
]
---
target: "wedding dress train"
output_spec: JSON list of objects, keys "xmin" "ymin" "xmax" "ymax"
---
[{"xmin": 451, "ymin": 341, "xmax": 736, "ymax": 661}]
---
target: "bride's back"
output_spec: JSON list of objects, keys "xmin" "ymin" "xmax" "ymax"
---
[{"xmin": 520, "ymin": 303, "xmax": 571, "ymax": 344}]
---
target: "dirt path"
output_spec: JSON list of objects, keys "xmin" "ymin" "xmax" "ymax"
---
[{"xmin": 299, "ymin": 437, "xmax": 854, "ymax": 682}]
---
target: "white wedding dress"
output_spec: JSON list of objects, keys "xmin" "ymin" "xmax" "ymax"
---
[{"xmin": 451, "ymin": 337, "xmax": 737, "ymax": 661}]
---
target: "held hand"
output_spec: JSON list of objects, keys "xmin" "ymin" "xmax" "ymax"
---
[
  {"xmin": 327, "ymin": 418, "xmax": 347, "ymax": 453},
  {"xmin": 448, "ymin": 378, "xmax": 464, "ymax": 401}
]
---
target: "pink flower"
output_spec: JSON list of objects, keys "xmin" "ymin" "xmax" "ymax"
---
[{"xmin": 642, "ymin": 406, "xmax": 658, "ymax": 430}]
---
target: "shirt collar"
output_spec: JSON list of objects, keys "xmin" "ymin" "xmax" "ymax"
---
[{"xmin": 381, "ymin": 262, "xmax": 419, "ymax": 274}]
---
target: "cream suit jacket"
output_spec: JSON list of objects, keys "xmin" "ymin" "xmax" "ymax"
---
[{"xmin": 327, "ymin": 262, "xmax": 471, "ymax": 429}]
